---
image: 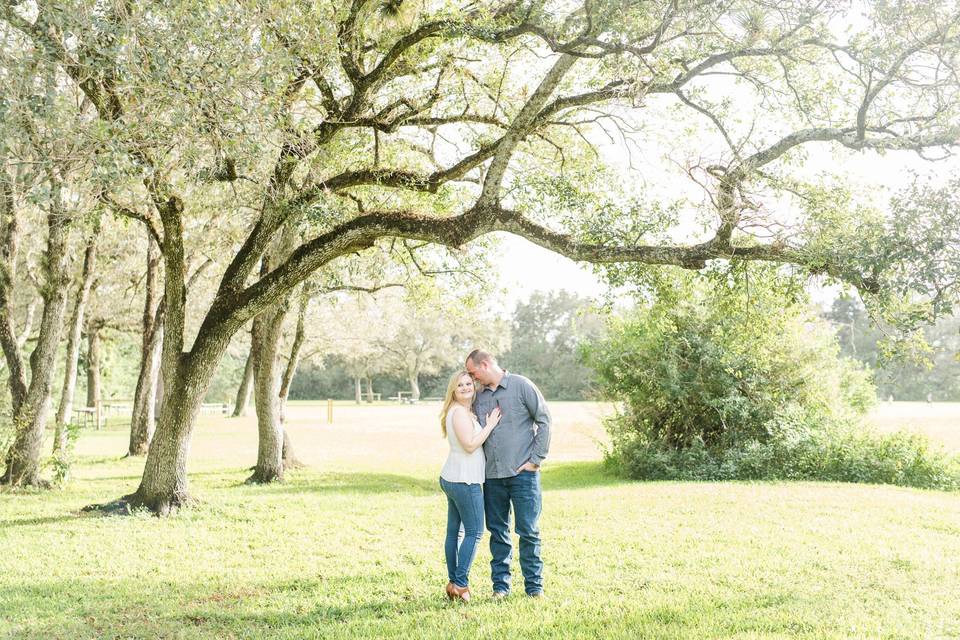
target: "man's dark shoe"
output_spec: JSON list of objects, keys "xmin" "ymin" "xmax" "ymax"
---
[
  {"xmin": 491, "ymin": 590, "xmax": 509, "ymax": 600},
  {"xmin": 526, "ymin": 591, "xmax": 544, "ymax": 598}
]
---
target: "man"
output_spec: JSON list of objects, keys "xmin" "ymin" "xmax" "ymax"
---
[{"xmin": 465, "ymin": 348, "xmax": 551, "ymax": 598}]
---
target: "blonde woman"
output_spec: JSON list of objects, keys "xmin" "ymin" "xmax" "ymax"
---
[{"xmin": 439, "ymin": 370, "xmax": 501, "ymax": 602}]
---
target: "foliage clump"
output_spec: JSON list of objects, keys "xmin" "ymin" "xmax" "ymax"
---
[{"xmin": 584, "ymin": 266, "xmax": 960, "ymax": 490}]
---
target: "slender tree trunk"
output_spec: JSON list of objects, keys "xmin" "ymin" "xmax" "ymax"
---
[
  {"xmin": 128, "ymin": 239, "xmax": 163, "ymax": 456},
  {"xmin": 365, "ymin": 376, "xmax": 373, "ymax": 403},
  {"xmin": 54, "ymin": 236, "xmax": 97, "ymax": 455},
  {"xmin": 248, "ymin": 228, "xmax": 300, "ymax": 484},
  {"xmin": 0, "ymin": 164, "xmax": 28, "ymax": 420},
  {"xmin": 281, "ymin": 427, "xmax": 301, "ymax": 470},
  {"xmin": 2, "ymin": 203, "xmax": 73, "ymax": 486},
  {"xmin": 278, "ymin": 293, "xmax": 308, "ymax": 424},
  {"xmin": 86, "ymin": 321, "xmax": 102, "ymax": 409},
  {"xmin": 248, "ymin": 300, "xmax": 288, "ymax": 483},
  {"xmin": 16, "ymin": 298, "xmax": 38, "ymax": 350},
  {"xmin": 408, "ymin": 371, "xmax": 421, "ymax": 401},
  {"xmin": 232, "ymin": 348, "xmax": 254, "ymax": 417},
  {"xmin": 127, "ymin": 326, "xmax": 162, "ymax": 456},
  {"xmin": 278, "ymin": 293, "xmax": 308, "ymax": 470},
  {"xmin": 354, "ymin": 376, "xmax": 362, "ymax": 404}
]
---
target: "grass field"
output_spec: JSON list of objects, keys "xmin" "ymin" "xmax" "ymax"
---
[{"xmin": 1, "ymin": 401, "xmax": 959, "ymax": 639}]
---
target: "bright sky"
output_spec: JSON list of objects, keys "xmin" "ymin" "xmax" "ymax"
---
[{"xmin": 494, "ymin": 233, "xmax": 606, "ymax": 309}]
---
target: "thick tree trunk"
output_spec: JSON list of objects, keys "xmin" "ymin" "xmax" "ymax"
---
[
  {"xmin": 123, "ymin": 357, "xmax": 214, "ymax": 515},
  {"xmin": 128, "ymin": 239, "xmax": 163, "ymax": 456},
  {"xmin": 354, "ymin": 376, "xmax": 362, "ymax": 404},
  {"xmin": 365, "ymin": 376, "xmax": 374, "ymax": 403},
  {"xmin": 154, "ymin": 363, "xmax": 164, "ymax": 419},
  {"xmin": 2, "ymin": 207, "xmax": 73, "ymax": 486},
  {"xmin": 232, "ymin": 349, "xmax": 254, "ymax": 417},
  {"xmin": 85, "ymin": 322, "xmax": 102, "ymax": 409},
  {"xmin": 4, "ymin": 394, "xmax": 55, "ymax": 486},
  {"xmin": 54, "ymin": 237, "xmax": 97, "ymax": 455}
]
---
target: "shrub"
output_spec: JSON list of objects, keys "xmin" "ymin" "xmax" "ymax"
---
[{"xmin": 586, "ymin": 267, "xmax": 960, "ymax": 491}]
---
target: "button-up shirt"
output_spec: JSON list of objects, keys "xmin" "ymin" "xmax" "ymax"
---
[{"xmin": 473, "ymin": 371, "xmax": 551, "ymax": 479}]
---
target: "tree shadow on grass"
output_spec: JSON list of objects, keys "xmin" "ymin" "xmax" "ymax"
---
[
  {"xmin": 3, "ymin": 573, "xmax": 820, "ymax": 640},
  {"xmin": 2, "ymin": 574, "xmax": 468, "ymax": 639},
  {"xmin": 244, "ymin": 472, "xmax": 439, "ymax": 496},
  {"xmin": 0, "ymin": 513, "xmax": 87, "ymax": 529},
  {"xmin": 248, "ymin": 461, "xmax": 630, "ymax": 497},
  {"xmin": 243, "ymin": 462, "xmax": 628, "ymax": 497}
]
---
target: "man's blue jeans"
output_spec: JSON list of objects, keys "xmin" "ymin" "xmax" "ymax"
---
[
  {"xmin": 440, "ymin": 477, "xmax": 484, "ymax": 588},
  {"xmin": 484, "ymin": 470, "xmax": 543, "ymax": 595}
]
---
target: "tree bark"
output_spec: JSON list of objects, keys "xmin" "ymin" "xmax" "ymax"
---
[
  {"xmin": 278, "ymin": 292, "xmax": 308, "ymax": 424},
  {"xmin": 128, "ymin": 238, "xmax": 163, "ymax": 456},
  {"xmin": 2, "ymin": 204, "xmax": 73, "ymax": 486},
  {"xmin": 281, "ymin": 426, "xmax": 302, "ymax": 470},
  {"xmin": 365, "ymin": 376, "xmax": 374, "ymax": 403},
  {"xmin": 16, "ymin": 298, "xmax": 38, "ymax": 350},
  {"xmin": 278, "ymin": 293, "xmax": 308, "ymax": 470},
  {"xmin": 247, "ymin": 227, "xmax": 300, "ymax": 484},
  {"xmin": 54, "ymin": 235, "xmax": 97, "ymax": 455},
  {"xmin": 85, "ymin": 321, "xmax": 102, "ymax": 410},
  {"xmin": 127, "ymin": 325, "xmax": 162, "ymax": 456},
  {"xmin": 232, "ymin": 347, "xmax": 254, "ymax": 417},
  {"xmin": 408, "ymin": 371, "xmax": 421, "ymax": 401},
  {"xmin": 248, "ymin": 299, "xmax": 288, "ymax": 483},
  {"xmin": 123, "ymin": 354, "xmax": 217, "ymax": 515},
  {"xmin": 354, "ymin": 376, "xmax": 362, "ymax": 404}
]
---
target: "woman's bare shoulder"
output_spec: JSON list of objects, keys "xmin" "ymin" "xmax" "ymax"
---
[{"xmin": 450, "ymin": 404, "xmax": 475, "ymax": 421}]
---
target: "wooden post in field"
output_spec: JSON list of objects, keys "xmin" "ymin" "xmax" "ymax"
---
[
  {"xmin": 95, "ymin": 400, "xmax": 102, "ymax": 431},
  {"xmin": 327, "ymin": 399, "xmax": 333, "ymax": 424}
]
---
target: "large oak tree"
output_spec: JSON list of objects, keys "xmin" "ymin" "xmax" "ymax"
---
[{"xmin": 2, "ymin": 0, "xmax": 958, "ymax": 512}]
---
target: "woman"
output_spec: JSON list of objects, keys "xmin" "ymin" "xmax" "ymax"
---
[{"xmin": 439, "ymin": 370, "xmax": 501, "ymax": 603}]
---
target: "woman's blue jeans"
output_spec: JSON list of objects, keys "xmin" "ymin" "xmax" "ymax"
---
[{"xmin": 440, "ymin": 477, "xmax": 484, "ymax": 588}]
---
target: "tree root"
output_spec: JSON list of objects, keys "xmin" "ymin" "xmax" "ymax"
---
[
  {"xmin": 82, "ymin": 490, "xmax": 190, "ymax": 517},
  {"xmin": 245, "ymin": 468, "xmax": 284, "ymax": 484}
]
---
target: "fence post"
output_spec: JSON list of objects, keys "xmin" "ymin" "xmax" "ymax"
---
[
  {"xmin": 327, "ymin": 399, "xmax": 333, "ymax": 424},
  {"xmin": 95, "ymin": 400, "xmax": 102, "ymax": 431}
]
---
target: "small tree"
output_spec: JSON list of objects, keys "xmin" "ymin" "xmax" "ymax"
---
[
  {"xmin": 585, "ymin": 266, "xmax": 960, "ymax": 488},
  {"xmin": 377, "ymin": 290, "xmax": 509, "ymax": 400},
  {"xmin": 500, "ymin": 291, "xmax": 604, "ymax": 400}
]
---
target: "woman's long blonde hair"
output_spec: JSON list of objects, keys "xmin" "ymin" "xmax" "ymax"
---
[{"xmin": 440, "ymin": 370, "xmax": 474, "ymax": 437}]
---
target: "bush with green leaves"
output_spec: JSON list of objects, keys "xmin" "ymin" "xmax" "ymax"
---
[{"xmin": 584, "ymin": 266, "xmax": 960, "ymax": 490}]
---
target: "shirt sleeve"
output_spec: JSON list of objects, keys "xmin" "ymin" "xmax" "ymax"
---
[{"xmin": 521, "ymin": 378, "xmax": 551, "ymax": 465}]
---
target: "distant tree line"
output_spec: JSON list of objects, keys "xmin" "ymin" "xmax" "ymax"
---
[
  {"xmin": 823, "ymin": 298, "xmax": 960, "ymax": 401},
  {"xmin": 285, "ymin": 291, "xmax": 604, "ymax": 401}
]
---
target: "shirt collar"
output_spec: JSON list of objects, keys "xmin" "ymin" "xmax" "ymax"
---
[{"xmin": 488, "ymin": 370, "xmax": 511, "ymax": 392}]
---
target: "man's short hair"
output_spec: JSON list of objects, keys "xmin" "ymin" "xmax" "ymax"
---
[{"xmin": 466, "ymin": 349, "xmax": 495, "ymax": 366}]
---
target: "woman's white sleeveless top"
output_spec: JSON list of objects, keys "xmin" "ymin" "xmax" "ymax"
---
[{"xmin": 440, "ymin": 407, "xmax": 486, "ymax": 484}]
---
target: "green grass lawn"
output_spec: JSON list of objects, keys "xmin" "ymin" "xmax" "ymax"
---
[{"xmin": 2, "ymin": 402, "xmax": 959, "ymax": 639}]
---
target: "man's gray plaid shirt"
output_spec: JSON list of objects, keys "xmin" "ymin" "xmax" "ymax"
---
[{"xmin": 473, "ymin": 372, "xmax": 551, "ymax": 479}]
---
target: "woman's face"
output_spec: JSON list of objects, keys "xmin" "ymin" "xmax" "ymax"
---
[{"xmin": 454, "ymin": 374, "xmax": 475, "ymax": 403}]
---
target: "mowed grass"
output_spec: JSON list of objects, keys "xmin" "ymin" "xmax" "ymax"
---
[{"xmin": 1, "ymin": 401, "xmax": 959, "ymax": 639}]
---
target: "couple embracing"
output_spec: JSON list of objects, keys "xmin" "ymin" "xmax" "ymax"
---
[{"xmin": 438, "ymin": 349, "xmax": 551, "ymax": 602}]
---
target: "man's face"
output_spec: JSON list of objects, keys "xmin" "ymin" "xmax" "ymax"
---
[{"xmin": 465, "ymin": 358, "xmax": 493, "ymax": 386}]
